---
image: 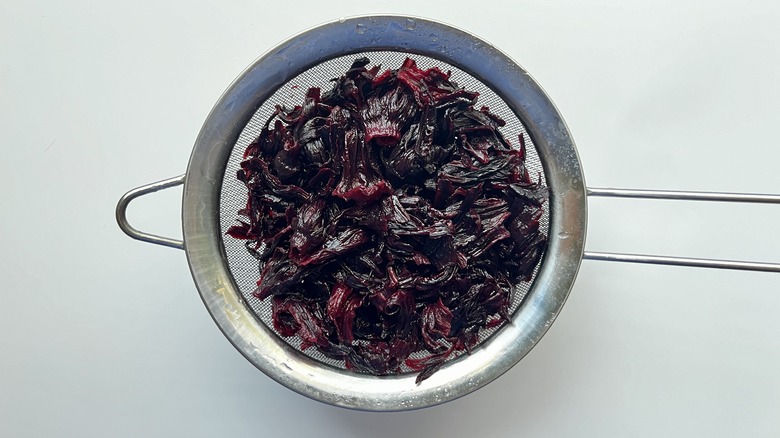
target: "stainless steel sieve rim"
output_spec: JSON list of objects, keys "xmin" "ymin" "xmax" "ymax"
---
[
  {"xmin": 184, "ymin": 15, "xmax": 585, "ymax": 410},
  {"xmin": 117, "ymin": 15, "xmax": 588, "ymax": 411}
]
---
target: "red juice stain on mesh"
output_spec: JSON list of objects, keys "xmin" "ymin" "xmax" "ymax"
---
[{"xmin": 227, "ymin": 57, "xmax": 548, "ymax": 383}]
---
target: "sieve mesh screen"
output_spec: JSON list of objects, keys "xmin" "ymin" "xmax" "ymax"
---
[{"xmin": 218, "ymin": 51, "xmax": 550, "ymax": 374}]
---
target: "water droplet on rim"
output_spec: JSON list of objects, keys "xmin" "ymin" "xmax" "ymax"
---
[
  {"xmin": 356, "ymin": 23, "xmax": 366, "ymax": 34},
  {"xmin": 405, "ymin": 18, "xmax": 417, "ymax": 30}
]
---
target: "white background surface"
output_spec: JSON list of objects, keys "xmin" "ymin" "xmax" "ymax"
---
[{"xmin": 2, "ymin": 1, "xmax": 779, "ymax": 436}]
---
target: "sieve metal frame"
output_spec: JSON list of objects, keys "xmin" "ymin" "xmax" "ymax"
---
[{"xmin": 179, "ymin": 15, "xmax": 587, "ymax": 411}]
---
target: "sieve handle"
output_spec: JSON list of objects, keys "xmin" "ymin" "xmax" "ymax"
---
[
  {"xmin": 583, "ymin": 187, "xmax": 780, "ymax": 273},
  {"xmin": 116, "ymin": 175, "xmax": 185, "ymax": 250}
]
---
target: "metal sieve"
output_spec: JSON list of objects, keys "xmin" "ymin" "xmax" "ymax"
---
[{"xmin": 116, "ymin": 15, "xmax": 780, "ymax": 411}]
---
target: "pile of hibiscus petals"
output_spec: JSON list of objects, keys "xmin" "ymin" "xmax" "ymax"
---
[{"xmin": 227, "ymin": 57, "xmax": 548, "ymax": 382}]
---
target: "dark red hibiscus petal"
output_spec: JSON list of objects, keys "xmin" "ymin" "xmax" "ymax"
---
[
  {"xmin": 332, "ymin": 128, "xmax": 393, "ymax": 204},
  {"xmin": 326, "ymin": 283, "xmax": 363, "ymax": 343},
  {"xmin": 420, "ymin": 298, "xmax": 454, "ymax": 350},
  {"xmin": 361, "ymin": 86, "xmax": 416, "ymax": 146},
  {"xmin": 272, "ymin": 296, "xmax": 330, "ymax": 350},
  {"xmin": 296, "ymin": 228, "xmax": 369, "ymax": 266},
  {"xmin": 226, "ymin": 221, "xmax": 252, "ymax": 240}
]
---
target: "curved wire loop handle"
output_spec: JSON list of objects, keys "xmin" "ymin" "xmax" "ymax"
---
[{"xmin": 116, "ymin": 175, "xmax": 185, "ymax": 250}]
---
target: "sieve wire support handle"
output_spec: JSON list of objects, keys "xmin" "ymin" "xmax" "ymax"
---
[
  {"xmin": 584, "ymin": 187, "xmax": 780, "ymax": 273},
  {"xmin": 116, "ymin": 175, "xmax": 185, "ymax": 250}
]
